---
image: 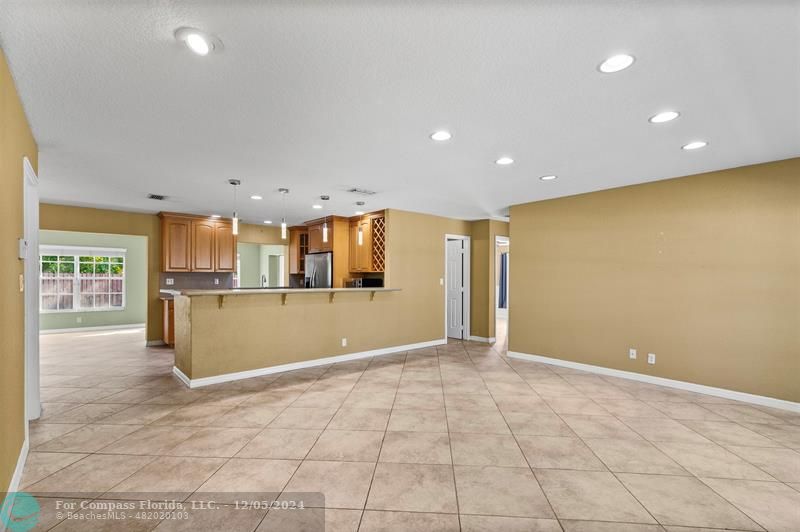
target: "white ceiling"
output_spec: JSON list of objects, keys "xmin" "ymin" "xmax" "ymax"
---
[{"xmin": 1, "ymin": 1, "xmax": 798, "ymax": 225}]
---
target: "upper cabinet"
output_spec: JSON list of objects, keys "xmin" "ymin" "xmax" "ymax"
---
[
  {"xmin": 160, "ymin": 213, "xmax": 238, "ymax": 272},
  {"xmin": 307, "ymin": 222, "xmax": 332, "ymax": 253},
  {"xmin": 349, "ymin": 211, "xmax": 385, "ymax": 273},
  {"xmin": 289, "ymin": 227, "xmax": 309, "ymax": 274}
]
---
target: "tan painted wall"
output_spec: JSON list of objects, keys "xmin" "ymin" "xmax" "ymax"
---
[
  {"xmin": 178, "ymin": 209, "xmax": 475, "ymax": 378},
  {"xmin": 470, "ymin": 219, "xmax": 509, "ymax": 339},
  {"xmin": 509, "ymin": 158, "xmax": 800, "ymax": 403},
  {"xmin": 1, "ymin": 49, "xmax": 38, "ymax": 492}
]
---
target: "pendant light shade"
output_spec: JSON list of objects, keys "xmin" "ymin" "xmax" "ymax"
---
[
  {"xmin": 357, "ymin": 225, "xmax": 363, "ymax": 246},
  {"xmin": 228, "ymin": 179, "xmax": 241, "ymax": 236},
  {"xmin": 279, "ymin": 188, "xmax": 289, "ymax": 240},
  {"xmin": 322, "ymin": 220, "xmax": 329, "ymax": 243}
]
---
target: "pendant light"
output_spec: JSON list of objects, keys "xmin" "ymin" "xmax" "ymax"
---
[
  {"xmin": 320, "ymin": 195, "xmax": 330, "ymax": 243},
  {"xmin": 278, "ymin": 188, "xmax": 289, "ymax": 240},
  {"xmin": 356, "ymin": 201, "xmax": 365, "ymax": 246},
  {"xmin": 228, "ymin": 179, "xmax": 241, "ymax": 235}
]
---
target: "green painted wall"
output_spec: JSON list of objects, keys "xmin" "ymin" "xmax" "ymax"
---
[
  {"xmin": 39, "ymin": 230, "xmax": 147, "ymax": 330},
  {"xmin": 238, "ymin": 242, "xmax": 262, "ymax": 287}
]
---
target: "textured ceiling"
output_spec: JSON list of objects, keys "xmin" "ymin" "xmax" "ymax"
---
[{"xmin": 1, "ymin": 1, "xmax": 798, "ymax": 225}]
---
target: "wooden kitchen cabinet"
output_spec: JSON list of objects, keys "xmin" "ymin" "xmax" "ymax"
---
[
  {"xmin": 162, "ymin": 298, "xmax": 175, "ymax": 347},
  {"xmin": 161, "ymin": 215, "xmax": 192, "ymax": 272},
  {"xmin": 214, "ymin": 221, "xmax": 236, "ymax": 272},
  {"xmin": 307, "ymin": 222, "xmax": 333, "ymax": 253},
  {"xmin": 289, "ymin": 228, "xmax": 309, "ymax": 274},
  {"xmin": 160, "ymin": 213, "xmax": 238, "ymax": 272},
  {"xmin": 348, "ymin": 212, "xmax": 385, "ymax": 272}
]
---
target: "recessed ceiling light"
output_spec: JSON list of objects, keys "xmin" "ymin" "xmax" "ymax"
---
[
  {"xmin": 495, "ymin": 157, "xmax": 514, "ymax": 166},
  {"xmin": 682, "ymin": 140, "xmax": 708, "ymax": 150},
  {"xmin": 211, "ymin": 214, "xmax": 221, "ymax": 218},
  {"xmin": 312, "ymin": 204, "xmax": 322, "ymax": 209},
  {"xmin": 598, "ymin": 54, "xmax": 635, "ymax": 73},
  {"xmin": 539, "ymin": 175, "xmax": 558, "ymax": 181},
  {"xmin": 649, "ymin": 111, "xmax": 680, "ymax": 123},
  {"xmin": 174, "ymin": 27, "xmax": 223, "ymax": 56},
  {"xmin": 263, "ymin": 220, "xmax": 272, "ymax": 224},
  {"xmin": 355, "ymin": 211, "xmax": 365, "ymax": 215},
  {"xmin": 250, "ymin": 195, "xmax": 263, "ymax": 200},
  {"xmin": 430, "ymin": 130, "xmax": 452, "ymax": 141}
]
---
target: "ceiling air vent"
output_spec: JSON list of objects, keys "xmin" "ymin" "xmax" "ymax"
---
[
  {"xmin": 147, "ymin": 194, "xmax": 168, "ymax": 201},
  {"xmin": 347, "ymin": 188, "xmax": 377, "ymax": 195}
]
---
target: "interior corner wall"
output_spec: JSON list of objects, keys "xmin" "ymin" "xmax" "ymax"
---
[
  {"xmin": 1, "ymin": 48, "xmax": 38, "ymax": 492},
  {"xmin": 470, "ymin": 219, "xmax": 509, "ymax": 340},
  {"xmin": 509, "ymin": 157, "xmax": 800, "ymax": 403}
]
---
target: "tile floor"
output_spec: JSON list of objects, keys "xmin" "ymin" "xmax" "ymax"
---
[{"xmin": 19, "ymin": 323, "xmax": 800, "ymax": 531}]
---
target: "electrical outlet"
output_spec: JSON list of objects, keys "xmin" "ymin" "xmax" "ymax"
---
[
  {"xmin": 439, "ymin": 278, "xmax": 444, "ymax": 286},
  {"xmin": 341, "ymin": 338, "xmax": 347, "ymax": 347},
  {"xmin": 647, "ymin": 353, "xmax": 656, "ymax": 365},
  {"xmin": 629, "ymin": 348, "xmax": 637, "ymax": 360},
  {"xmin": 166, "ymin": 278, "xmax": 175, "ymax": 286},
  {"xmin": 214, "ymin": 278, "xmax": 220, "ymax": 285}
]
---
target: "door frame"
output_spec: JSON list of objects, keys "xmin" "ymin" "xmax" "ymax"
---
[
  {"xmin": 23, "ymin": 156, "xmax": 41, "ymax": 424},
  {"xmin": 444, "ymin": 234, "xmax": 471, "ymax": 340},
  {"xmin": 495, "ymin": 236, "xmax": 509, "ymax": 320}
]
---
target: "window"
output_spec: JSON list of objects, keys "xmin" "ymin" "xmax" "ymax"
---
[{"xmin": 40, "ymin": 246, "xmax": 126, "ymax": 313}]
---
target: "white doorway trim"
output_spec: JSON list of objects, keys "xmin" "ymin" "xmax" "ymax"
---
[
  {"xmin": 495, "ymin": 235, "xmax": 509, "ymax": 319},
  {"xmin": 444, "ymin": 234, "xmax": 471, "ymax": 340},
  {"xmin": 23, "ymin": 156, "xmax": 41, "ymax": 424}
]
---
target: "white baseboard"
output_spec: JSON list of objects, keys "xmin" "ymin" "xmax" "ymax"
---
[
  {"xmin": 508, "ymin": 351, "xmax": 800, "ymax": 413},
  {"xmin": 5, "ymin": 437, "xmax": 29, "ymax": 499},
  {"xmin": 174, "ymin": 339, "xmax": 447, "ymax": 388},
  {"xmin": 468, "ymin": 336, "xmax": 497, "ymax": 343},
  {"xmin": 40, "ymin": 323, "xmax": 145, "ymax": 335}
]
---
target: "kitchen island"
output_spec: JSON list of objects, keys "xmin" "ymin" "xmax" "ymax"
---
[{"xmin": 171, "ymin": 287, "xmax": 433, "ymax": 388}]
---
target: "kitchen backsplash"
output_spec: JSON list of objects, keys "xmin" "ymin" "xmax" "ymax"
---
[{"xmin": 160, "ymin": 272, "xmax": 234, "ymax": 291}]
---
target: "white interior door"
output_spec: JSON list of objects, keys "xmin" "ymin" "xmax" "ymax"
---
[
  {"xmin": 446, "ymin": 239, "xmax": 464, "ymax": 339},
  {"xmin": 23, "ymin": 157, "xmax": 41, "ymax": 420}
]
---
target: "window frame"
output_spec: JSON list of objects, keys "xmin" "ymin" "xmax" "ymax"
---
[{"xmin": 39, "ymin": 245, "xmax": 127, "ymax": 314}]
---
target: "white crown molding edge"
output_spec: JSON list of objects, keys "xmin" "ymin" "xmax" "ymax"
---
[
  {"xmin": 508, "ymin": 351, "xmax": 800, "ymax": 413},
  {"xmin": 173, "ymin": 338, "xmax": 447, "ymax": 389}
]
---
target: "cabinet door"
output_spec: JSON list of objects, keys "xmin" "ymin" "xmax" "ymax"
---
[
  {"xmin": 214, "ymin": 221, "xmax": 236, "ymax": 272},
  {"xmin": 162, "ymin": 217, "xmax": 192, "ymax": 272},
  {"xmin": 349, "ymin": 221, "xmax": 360, "ymax": 272},
  {"xmin": 307, "ymin": 224, "xmax": 323, "ymax": 253},
  {"xmin": 299, "ymin": 233, "xmax": 308, "ymax": 273},
  {"xmin": 289, "ymin": 230, "xmax": 300, "ymax": 274},
  {"xmin": 358, "ymin": 219, "xmax": 373, "ymax": 271},
  {"xmin": 191, "ymin": 219, "xmax": 215, "ymax": 272}
]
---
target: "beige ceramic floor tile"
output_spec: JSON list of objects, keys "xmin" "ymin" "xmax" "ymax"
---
[
  {"xmin": 106, "ymin": 456, "xmax": 225, "ymax": 496},
  {"xmin": 20, "ymin": 452, "xmax": 88, "ymax": 488},
  {"xmin": 544, "ymin": 397, "xmax": 609, "ymax": 415},
  {"xmin": 517, "ymin": 435, "xmax": 606, "ymax": 470},
  {"xmin": 561, "ymin": 414, "xmax": 643, "ymax": 439},
  {"xmin": 328, "ymin": 408, "xmax": 391, "ymax": 430},
  {"xmin": 450, "ymin": 432, "xmax": 527, "ymax": 466},
  {"xmin": 492, "ymin": 394, "xmax": 552, "ymax": 413},
  {"xmin": 617, "ymin": 473, "xmax": 761, "ymax": 530},
  {"xmin": 29, "ymin": 423, "xmax": 86, "ymax": 447},
  {"xmin": 379, "ymin": 431, "xmax": 451, "ymax": 464},
  {"xmin": 359, "ymin": 510, "xmax": 459, "ymax": 532},
  {"xmin": 455, "ymin": 465, "xmax": 555, "ymax": 518},
  {"xmin": 653, "ymin": 441, "xmax": 775, "ymax": 480},
  {"xmin": 446, "ymin": 408, "xmax": 510, "ymax": 434},
  {"xmin": 257, "ymin": 507, "xmax": 360, "ymax": 532},
  {"xmin": 619, "ymin": 417, "xmax": 711, "ymax": 443},
  {"xmin": 36, "ymin": 424, "xmax": 142, "ymax": 453},
  {"xmin": 153, "ymin": 503, "xmax": 267, "ymax": 531},
  {"xmin": 283, "ymin": 460, "xmax": 375, "ymax": 509},
  {"xmin": 194, "ymin": 458, "xmax": 299, "ymax": 502},
  {"xmin": 99, "ymin": 425, "xmax": 199, "ymax": 455},
  {"xmin": 460, "ymin": 515, "xmax": 561, "ymax": 532},
  {"xmin": 648, "ymin": 402, "xmax": 728, "ymax": 421},
  {"xmin": 680, "ymin": 420, "xmax": 782, "ymax": 447},
  {"xmin": 151, "ymin": 404, "xmax": 233, "ymax": 426},
  {"xmin": 535, "ymin": 470, "xmax": 655, "ymax": 523},
  {"xmin": 168, "ymin": 427, "xmax": 260, "ymax": 457},
  {"xmin": 701, "ymin": 477, "xmax": 800, "ymax": 532},
  {"xmin": 593, "ymin": 399, "xmax": 667, "ymax": 418},
  {"xmin": 26, "ymin": 454, "xmax": 155, "ymax": 497},
  {"xmin": 504, "ymin": 412, "xmax": 575, "ymax": 436},
  {"xmin": 269, "ymin": 407, "xmax": 338, "ymax": 429},
  {"xmin": 98, "ymin": 404, "xmax": 179, "ymax": 425},
  {"xmin": 306, "ymin": 429, "xmax": 384, "ymax": 462},
  {"xmin": 367, "ymin": 463, "xmax": 457, "ymax": 513},
  {"xmin": 583, "ymin": 438, "xmax": 688, "ymax": 475},
  {"xmin": 726, "ymin": 445, "xmax": 800, "ymax": 482},
  {"xmin": 236, "ymin": 428, "xmax": 321, "ymax": 459},
  {"xmin": 561, "ymin": 522, "xmax": 664, "ymax": 532},
  {"xmin": 210, "ymin": 404, "xmax": 282, "ymax": 428},
  {"xmin": 443, "ymin": 393, "xmax": 497, "ymax": 411},
  {"xmin": 387, "ymin": 408, "xmax": 448, "ymax": 432}
]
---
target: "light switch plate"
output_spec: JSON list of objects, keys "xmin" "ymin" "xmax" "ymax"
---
[
  {"xmin": 629, "ymin": 348, "xmax": 637, "ymax": 360},
  {"xmin": 214, "ymin": 278, "xmax": 220, "ymax": 285},
  {"xmin": 647, "ymin": 353, "xmax": 656, "ymax": 365},
  {"xmin": 166, "ymin": 278, "xmax": 175, "ymax": 286}
]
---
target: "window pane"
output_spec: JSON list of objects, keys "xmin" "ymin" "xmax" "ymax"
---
[
  {"xmin": 80, "ymin": 279, "xmax": 94, "ymax": 293},
  {"xmin": 42, "ymin": 295, "xmax": 57, "ymax": 310},
  {"xmin": 95, "ymin": 256, "xmax": 109, "ymax": 264},
  {"xmin": 42, "ymin": 255, "xmax": 58, "ymax": 262},
  {"xmin": 41, "ymin": 278, "xmax": 58, "ymax": 294},
  {"xmin": 42, "ymin": 262, "xmax": 57, "ymax": 275},
  {"xmin": 110, "ymin": 257, "xmax": 123, "ymax": 264},
  {"xmin": 80, "ymin": 294, "xmax": 94, "ymax": 308},
  {"xmin": 58, "ymin": 256, "xmax": 73, "ymax": 262},
  {"xmin": 110, "ymin": 279, "xmax": 123, "ymax": 292},
  {"xmin": 110, "ymin": 264, "xmax": 124, "ymax": 276},
  {"xmin": 79, "ymin": 262, "xmax": 94, "ymax": 274},
  {"xmin": 95, "ymin": 293, "xmax": 110, "ymax": 308},
  {"xmin": 58, "ymin": 261, "xmax": 75, "ymax": 275},
  {"xmin": 95, "ymin": 263, "xmax": 109, "ymax": 276},
  {"xmin": 111, "ymin": 294, "xmax": 123, "ymax": 307},
  {"xmin": 79, "ymin": 256, "xmax": 93, "ymax": 262},
  {"xmin": 59, "ymin": 279, "xmax": 74, "ymax": 293},
  {"xmin": 95, "ymin": 279, "xmax": 109, "ymax": 293},
  {"xmin": 58, "ymin": 295, "xmax": 73, "ymax": 310}
]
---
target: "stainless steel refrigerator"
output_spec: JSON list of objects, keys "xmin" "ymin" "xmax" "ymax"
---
[{"xmin": 304, "ymin": 252, "xmax": 332, "ymax": 288}]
